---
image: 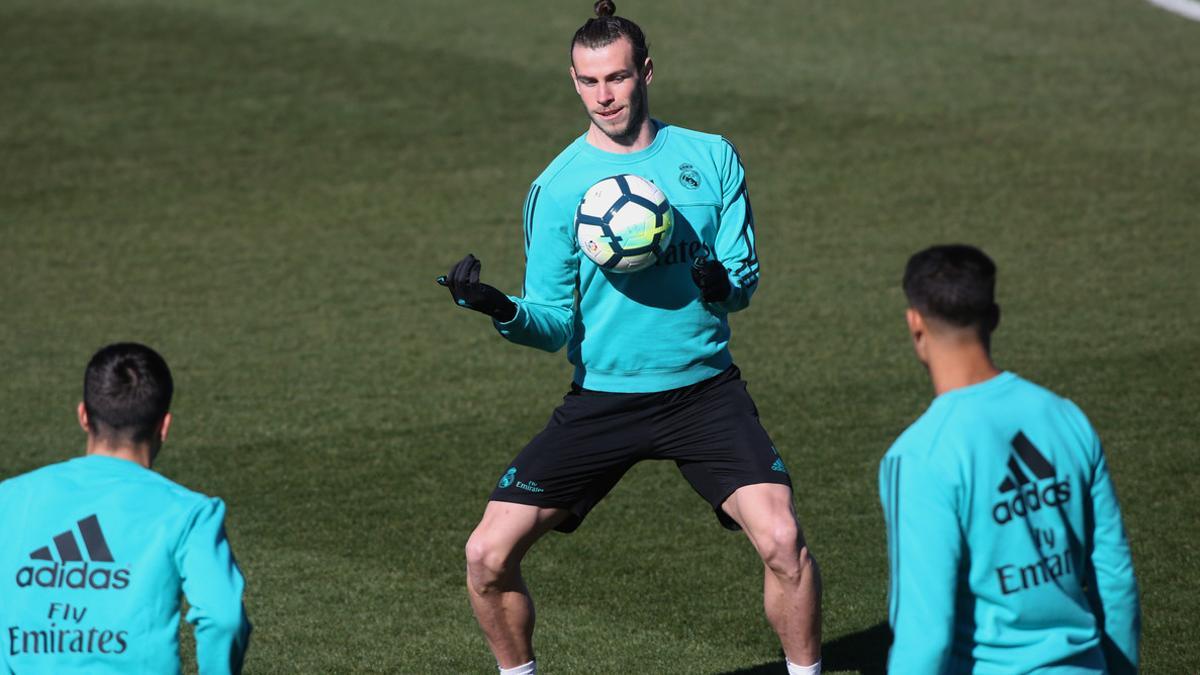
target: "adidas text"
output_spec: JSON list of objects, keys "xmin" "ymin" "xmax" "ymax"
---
[
  {"xmin": 15, "ymin": 563, "xmax": 131, "ymax": 591},
  {"xmin": 991, "ymin": 480, "xmax": 1071, "ymax": 525}
]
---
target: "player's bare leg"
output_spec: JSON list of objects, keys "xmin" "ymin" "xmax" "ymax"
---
[
  {"xmin": 723, "ymin": 483, "xmax": 822, "ymax": 668},
  {"xmin": 465, "ymin": 501, "xmax": 568, "ymax": 668}
]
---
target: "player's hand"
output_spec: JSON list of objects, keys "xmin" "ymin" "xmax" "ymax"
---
[
  {"xmin": 437, "ymin": 254, "xmax": 517, "ymax": 322},
  {"xmin": 691, "ymin": 254, "xmax": 731, "ymax": 303}
]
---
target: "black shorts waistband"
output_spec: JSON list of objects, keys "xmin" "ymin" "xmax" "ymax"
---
[{"xmin": 570, "ymin": 364, "xmax": 742, "ymax": 403}]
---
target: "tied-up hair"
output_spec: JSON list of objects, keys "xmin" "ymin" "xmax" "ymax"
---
[
  {"xmin": 903, "ymin": 244, "xmax": 1000, "ymax": 338},
  {"xmin": 570, "ymin": 0, "xmax": 650, "ymax": 71}
]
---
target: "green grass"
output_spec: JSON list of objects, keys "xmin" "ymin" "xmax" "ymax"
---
[{"xmin": 2, "ymin": 0, "xmax": 1198, "ymax": 672}]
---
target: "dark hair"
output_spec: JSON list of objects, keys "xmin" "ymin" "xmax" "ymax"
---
[
  {"xmin": 903, "ymin": 245, "xmax": 999, "ymax": 337},
  {"xmin": 83, "ymin": 342, "xmax": 173, "ymax": 444},
  {"xmin": 570, "ymin": 1, "xmax": 650, "ymax": 71}
]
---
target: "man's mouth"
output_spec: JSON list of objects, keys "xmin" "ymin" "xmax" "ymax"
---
[{"xmin": 596, "ymin": 107, "xmax": 623, "ymax": 120}]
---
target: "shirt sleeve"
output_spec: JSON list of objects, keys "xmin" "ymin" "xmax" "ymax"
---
[
  {"xmin": 1087, "ymin": 440, "xmax": 1141, "ymax": 674},
  {"xmin": 880, "ymin": 452, "xmax": 961, "ymax": 675},
  {"xmin": 176, "ymin": 498, "xmax": 251, "ymax": 675},
  {"xmin": 494, "ymin": 183, "xmax": 577, "ymax": 352},
  {"xmin": 707, "ymin": 140, "xmax": 759, "ymax": 314}
]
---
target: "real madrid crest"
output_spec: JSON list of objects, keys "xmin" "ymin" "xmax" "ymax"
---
[{"xmin": 678, "ymin": 163, "xmax": 701, "ymax": 190}]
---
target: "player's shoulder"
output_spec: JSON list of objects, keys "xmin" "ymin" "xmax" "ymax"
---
[
  {"xmin": 0, "ymin": 457, "xmax": 214, "ymax": 518},
  {"xmin": 664, "ymin": 123, "xmax": 726, "ymax": 146},
  {"xmin": 122, "ymin": 470, "xmax": 225, "ymax": 539},
  {"xmin": 886, "ymin": 403, "xmax": 954, "ymax": 463},
  {"xmin": 1006, "ymin": 373, "xmax": 1098, "ymax": 443},
  {"xmin": 659, "ymin": 124, "xmax": 746, "ymax": 195},
  {"xmin": 661, "ymin": 123, "xmax": 740, "ymax": 160},
  {"xmin": 884, "ymin": 382, "xmax": 992, "ymax": 476},
  {"xmin": 994, "ymin": 372, "xmax": 1091, "ymax": 423},
  {"xmin": 144, "ymin": 470, "xmax": 214, "ymax": 504},
  {"xmin": 0, "ymin": 459, "xmax": 66, "ymax": 497},
  {"xmin": 532, "ymin": 134, "xmax": 591, "ymax": 192}
]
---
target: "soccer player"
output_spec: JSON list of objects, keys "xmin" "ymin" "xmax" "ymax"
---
[
  {"xmin": 438, "ymin": 2, "xmax": 821, "ymax": 674},
  {"xmin": 0, "ymin": 343, "xmax": 251, "ymax": 674},
  {"xmin": 879, "ymin": 245, "xmax": 1141, "ymax": 674}
]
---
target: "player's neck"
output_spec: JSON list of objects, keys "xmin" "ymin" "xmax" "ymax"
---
[
  {"xmin": 926, "ymin": 342, "xmax": 1001, "ymax": 397},
  {"xmin": 586, "ymin": 115, "xmax": 656, "ymax": 154},
  {"xmin": 85, "ymin": 437, "xmax": 156, "ymax": 469}
]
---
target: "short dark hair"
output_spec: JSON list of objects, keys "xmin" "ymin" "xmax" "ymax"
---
[
  {"xmin": 903, "ymin": 244, "xmax": 999, "ymax": 337},
  {"xmin": 83, "ymin": 342, "xmax": 173, "ymax": 444},
  {"xmin": 570, "ymin": 0, "xmax": 650, "ymax": 71}
]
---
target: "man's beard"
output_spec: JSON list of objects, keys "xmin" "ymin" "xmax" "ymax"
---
[{"xmin": 595, "ymin": 82, "xmax": 648, "ymax": 146}]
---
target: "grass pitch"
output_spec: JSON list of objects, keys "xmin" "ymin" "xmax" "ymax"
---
[{"xmin": 2, "ymin": 1, "xmax": 1198, "ymax": 672}]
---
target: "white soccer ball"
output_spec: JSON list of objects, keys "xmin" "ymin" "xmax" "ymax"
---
[{"xmin": 575, "ymin": 174, "xmax": 674, "ymax": 273}]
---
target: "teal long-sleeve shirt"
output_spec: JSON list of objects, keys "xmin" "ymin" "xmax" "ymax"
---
[
  {"xmin": 1, "ymin": 455, "xmax": 250, "ymax": 674},
  {"xmin": 494, "ymin": 121, "xmax": 759, "ymax": 393},
  {"xmin": 879, "ymin": 372, "xmax": 1140, "ymax": 674}
]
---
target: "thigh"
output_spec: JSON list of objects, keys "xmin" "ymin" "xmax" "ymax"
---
[
  {"xmin": 489, "ymin": 389, "xmax": 653, "ymax": 533},
  {"xmin": 657, "ymin": 374, "xmax": 792, "ymax": 529},
  {"xmin": 468, "ymin": 500, "xmax": 570, "ymax": 560},
  {"xmin": 720, "ymin": 483, "xmax": 799, "ymax": 536}
]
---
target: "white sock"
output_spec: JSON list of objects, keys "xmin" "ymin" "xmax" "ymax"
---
[
  {"xmin": 786, "ymin": 658, "xmax": 821, "ymax": 675},
  {"xmin": 498, "ymin": 660, "xmax": 536, "ymax": 675}
]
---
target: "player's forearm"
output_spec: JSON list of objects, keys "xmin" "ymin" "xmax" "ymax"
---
[
  {"xmin": 709, "ymin": 225, "xmax": 758, "ymax": 314},
  {"xmin": 494, "ymin": 299, "xmax": 573, "ymax": 352},
  {"xmin": 194, "ymin": 611, "xmax": 251, "ymax": 675},
  {"xmin": 1094, "ymin": 558, "xmax": 1141, "ymax": 672},
  {"xmin": 709, "ymin": 281, "xmax": 754, "ymax": 313},
  {"xmin": 1089, "ymin": 458, "xmax": 1140, "ymax": 671},
  {"xmin": 888, "ymin": 627, "xmax": 953, "ymax": 675}
]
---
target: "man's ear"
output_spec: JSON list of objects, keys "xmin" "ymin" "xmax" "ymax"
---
[
  {"xmin": 906, "ymin": 307, "xmax": 924, "ymax": 340},
  {"xmin": 642, "ymin": 57, "xmax": 654, "ymax": 86},
  {"xmin": 570, "ymin": 66, "xmax": 582, "ymax": 95},
  {"xmin": 77, "ymin": 402, "xmax": 89, "ymax": 433},
  {"xmin": 158, "ymin": 412, "xmax": 173, "ymax": 444}
]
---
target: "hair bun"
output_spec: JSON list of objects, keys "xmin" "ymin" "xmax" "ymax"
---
[{"xmin": 594, "ymin": 0, "xmax": 616, "ymax": 18}]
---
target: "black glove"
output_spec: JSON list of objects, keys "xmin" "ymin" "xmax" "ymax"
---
[
  {"xmin": 437, "ymin": 254, "xmax": 517, "ymax": 322},
  {"xmin": 691, "ymin": 254, "xmax": 731, "ymax": 303}
]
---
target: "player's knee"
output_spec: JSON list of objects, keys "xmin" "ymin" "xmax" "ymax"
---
[
  {"xmin": 755, "ymin": 518, "xmax": 804, "ymax": 579},
  {"xmin": 464, "ymin": 533, "xmax": 515, "ymax": 591}
]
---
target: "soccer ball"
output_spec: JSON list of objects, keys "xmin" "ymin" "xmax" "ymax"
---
[{"xmin": 575, "ymin": 174, "xmax": 674, "ymax": 273}]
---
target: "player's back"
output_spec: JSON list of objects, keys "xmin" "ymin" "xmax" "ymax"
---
[
  {"xmin": 0, "ymin": 455, "xmax": 247, "ymax": 674},
  {"xmin": 883, "ymin": 371, "xmax": 1137, "ymax": 673}
]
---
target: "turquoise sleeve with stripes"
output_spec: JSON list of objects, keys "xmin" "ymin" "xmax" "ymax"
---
[
  {"xmin": 880, "ymin": 453, "xmax": 961, "ymax": 674},
  {"xmin": 178, "ymin": 498, "xmax": 251, "ymax": 675},
  {"xmin": 1086, "ymin": 442, "xmax": 1141, "ymax": 674},
  {"xmin": 494, "ymin": 184, "xmax": 576, "ymax": 352},
  {"xmin": 708, "ymin": 141, "xmax": 758, "ymax": 314}
]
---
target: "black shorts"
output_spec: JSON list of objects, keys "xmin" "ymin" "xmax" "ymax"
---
[{"xmin": 489, "ymin": 365, "xmax": 793, "ymax": 532}]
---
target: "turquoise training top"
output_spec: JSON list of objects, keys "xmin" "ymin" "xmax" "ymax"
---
[
  {"xmin": 1, "ymin": 455, "xmax": 250, "ymax": 674},
  {"xmin": 879, "ymin": 372, "xmax": 1140, "ymax": 674},
  {"xmin": 495, "ymin": 121, "xmax": 759, "ymax": 393}
]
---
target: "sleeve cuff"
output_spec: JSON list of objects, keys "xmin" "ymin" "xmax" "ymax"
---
[{"xmin": 493, "ymin": 296, "xmax": 525, "ymax": 329}]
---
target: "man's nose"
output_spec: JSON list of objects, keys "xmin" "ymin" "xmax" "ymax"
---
[{"xmin": 597, "ymin": 83, "xmax": 614, "ymax": 104}]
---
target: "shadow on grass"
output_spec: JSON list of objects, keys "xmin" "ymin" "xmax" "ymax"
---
[{"xmin": 716, "ymin": 620, "xmax": 890, "ymax": 675}]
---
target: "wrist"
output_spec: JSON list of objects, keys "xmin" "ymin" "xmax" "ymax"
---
[{"xmin": 490, "ymin": 297, "xmax": 517, "ymax": 323}]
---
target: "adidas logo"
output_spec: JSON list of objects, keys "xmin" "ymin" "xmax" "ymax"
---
[
  {"xmin": 16, "ymin": 515, "xmax": 130, "ymax": 590},
  {"xmin": 770, "ymin": 458, "xmax": 787, "ymax": 474},
  {"xmin": 991, "ymin": 432, "xmax": 1071, "ymax": 525}
]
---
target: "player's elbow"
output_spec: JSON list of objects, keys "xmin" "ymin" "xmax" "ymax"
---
[
  {"xmin": 196, "ymin": 602, "xmax": 250, "ymax": 640},
  {"xmin": 496, "ymin": 304, "xmax": 573, "ymax": 352}
]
